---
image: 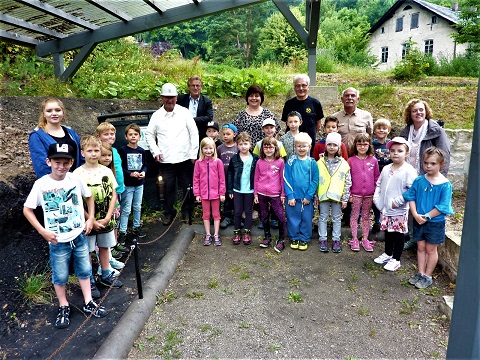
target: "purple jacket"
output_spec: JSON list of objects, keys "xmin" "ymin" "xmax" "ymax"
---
[{"xmin": 193, "ymin": 158, "xmax": 226, "ymax": 200}]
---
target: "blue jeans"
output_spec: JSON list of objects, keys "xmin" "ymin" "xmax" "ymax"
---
[
  {"xmin": 286, "ymin": 199, "xmax": 314, "ymax": 242},
  {"xmin": 49, "ymin": 233, "xmax": 91, "ymax": 285},
  {"xmin": 119, "ymin": 185, "xmax": 144, "ymax": 233},
  {"xmin": 318, "ymin": 201, "xmax": 342, "ymax": 241}
]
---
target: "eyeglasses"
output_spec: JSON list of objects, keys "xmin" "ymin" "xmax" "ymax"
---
[
  {"xmin": 263, "ymin": 145, "xmax": 275, "ymax": 149},
  {"xmin": 294, "ymin": 84, "xmax": 308, "ymax": 89},
  {"xmin": 356, "ymin": 143, "xmax": 370, "ymax": 147}
]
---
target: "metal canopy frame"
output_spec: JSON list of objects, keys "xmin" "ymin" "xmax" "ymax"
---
[{"xmin": 0, "ymin": 0, "xmax": 321, "ymax": 84}]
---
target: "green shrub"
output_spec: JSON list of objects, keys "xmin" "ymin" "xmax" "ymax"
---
[
  {"xmin": 392, "ymin": 39, "xmax": 430, "ymax": 81},
  {"xmin": 435, "ymin": 54, "xmax": 480, "ymax": 77},
  {"xmin": 316, "ymin": 48, "xmax": 338, "ymax": 73},
  {"xmin": 18, "ymin": 267, "xmax": 53, "ymax": 306}
]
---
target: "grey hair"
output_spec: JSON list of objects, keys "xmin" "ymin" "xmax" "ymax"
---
[
  {"xmin": 293, "ymin": 74, "xmax": 310, "ymax": 86},
  {"xmin": 341, "ymin": 87, "xmax": 360, "ymax": 97}
]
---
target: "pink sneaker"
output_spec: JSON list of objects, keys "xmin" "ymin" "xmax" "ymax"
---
[
  {"xmin": 350, "ymin": 238, "xmax": 360, "ymax": 251},
  {"xmin": 361, "ymin": 238, "xmax": 373, "ymax": 252}
]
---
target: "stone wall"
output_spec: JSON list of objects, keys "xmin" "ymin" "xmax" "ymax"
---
[{"xmin": 446, "ymin": 129, "xmax": 473, "ymax": 192}]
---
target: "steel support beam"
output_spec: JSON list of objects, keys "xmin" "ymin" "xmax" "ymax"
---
[
  {"xmin": 446, "ymin": 76, "xmax": 480, "ymax": 358},
  {"xmin": 37, "ymin": 0, "xmax": 267, "ymax": 57},
  {"xmin": 15, "ymin": 0, "xmax": 98, "ymax": 30},
  {"xmin": 85, "ymin": 0, "xmax": 133, "ymax": 22},
  {"xmin": 0, "ymin": 13, "xmax": 65, "ymax": 38},
  {"xmin": 272, "ymin": 0, "xmax": 308, "ymax": 46},
  {"xmin": 58, "ymin": 43, "xmax": 97, "ymax": 81},
  {"xmin": 0, "ymin": 29, "xmax": 38, "ymax": 46}
]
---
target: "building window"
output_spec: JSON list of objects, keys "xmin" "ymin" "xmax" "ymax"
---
[
  {"xmin": 425, "ymin": 39, "xmax": 434, "ymax": 55},
  {"xmin": 431, "ymin": 15, "xmax": 437, "ymax": 24},
  {"xmin": 396, "ymin": 17, "xmax": 404, "ymax": 32},
  {"xmin": 411, "ymin": 13, "xmax": 419, "ymax": 29},
  {"xmin": 402, "ymin": 43, "xmax": 410, "ymax": 59},
  {"xmin": 381, "ymin": 47, "xmax": 388, "ymax": 63},
  {"xmin": 381, "ymin": 26, "xmax": 385, "ymax": 34}
]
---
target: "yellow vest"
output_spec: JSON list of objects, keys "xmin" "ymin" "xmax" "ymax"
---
[{"xmin": 317, "ymin": 157, "xmax": 350, "ymax": 202}]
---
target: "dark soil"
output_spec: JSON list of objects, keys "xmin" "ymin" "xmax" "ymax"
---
[{"xmin": 0, "ymin": 220, "xmax": 180, "ymax": 359}]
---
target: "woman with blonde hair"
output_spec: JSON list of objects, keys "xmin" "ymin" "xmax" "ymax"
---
[{"xmin": 29, "ymin": 98, "xmax": 83, "ymax": 177}]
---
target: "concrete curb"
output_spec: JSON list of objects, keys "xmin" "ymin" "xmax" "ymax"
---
[{"xmin": 93, "ymin": 224, "xmax": 194, "ymax": 360}]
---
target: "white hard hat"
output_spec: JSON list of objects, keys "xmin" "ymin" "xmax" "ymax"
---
[{"xmin": 160, "ymin": 83, "xmax": 178, "ymax": 96}]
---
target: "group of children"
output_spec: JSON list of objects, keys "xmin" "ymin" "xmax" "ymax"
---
[
  {"xmin": 24, "ymin": 98, "xmax": 148, "ymax": 329},
  {"xmin": 24, "ymin": 99, "xmax": 453, "ymax": 329},
  {"xmin": 193, "ymin": 111, "xmax": 453, "ymax": 291}
]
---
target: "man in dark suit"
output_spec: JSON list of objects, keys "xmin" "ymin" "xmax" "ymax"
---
[{"xmin": 177, "ymin": 75, "xmax": 214, "ymax": 142}]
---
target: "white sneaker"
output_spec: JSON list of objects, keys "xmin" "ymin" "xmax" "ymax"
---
[
  {"xmin": 384, "ymin": 259, "xmax": 401, "ymax": 271},
  {"xmin": 374, "ymin": 253, "xmax": 392, "ymax": 264},
  {"xmin": 109, "ymin": 258, "xmax": 125, "ymax": 270},
  {"xmin": 97, "ymin": 265, "xmax": 120, "ymax": 277}
]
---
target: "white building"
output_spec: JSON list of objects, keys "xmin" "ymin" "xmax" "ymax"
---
[{"xmin": 368, "ymin": 0, "xmax": 469, "ymax": 70}]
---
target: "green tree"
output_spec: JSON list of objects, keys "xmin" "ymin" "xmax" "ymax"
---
[
  {"xmin": 140, "ymin": 19, "xmax": 208, "ymax": 59},
  {"xmin": 255, "ymin": 7, "xmax": 308, "ymax": 65},
  {"xmin": 203, "ymin": 3, "xmax": 272, "ymax": 67},
  {"xmin": 318, "ymin": 7, "xmax": 375, "ymax": 66},
  {"xmin": 356, "ymin": 0, "xmax": 396, "ymax": 26},
  {"xmin": 452, "ymin": 0, "xmax": 480, "ymax": 55}
]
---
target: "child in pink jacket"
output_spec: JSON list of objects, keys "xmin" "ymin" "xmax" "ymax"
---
[
  {"xmin": 348, "ymin": 133, "xmax": 380, "ymax": 252},
  {"xmin": 193, "ymin": 137, "xmax": 226, "ymax": 246}
]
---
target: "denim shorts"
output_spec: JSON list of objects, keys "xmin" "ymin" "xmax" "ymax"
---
[
  {"xmin": 87, "ymin": 230, "xmax": 116, "ymax": 252},
  {"xmin": 50, "ymin": 233, "xmax": 92, "ymax": 285},
  {"xmin": 412, "ymin": 220, "xmax": 446, "ymax": 244}
]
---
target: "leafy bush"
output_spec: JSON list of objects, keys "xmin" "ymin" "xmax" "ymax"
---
[
  {"xmin": 435, "ymin": 54, "xmax": 480, "ymax": 77},
  {"xmin": 392, "ymin": 39, "xmax": 430, "ymax": 81},
  {"xmin": 316, "ymin": 48, "xmax": 338, "ymax": 73}
]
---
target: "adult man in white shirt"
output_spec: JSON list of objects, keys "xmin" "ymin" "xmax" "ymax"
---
[{"xmin": 146, "ymin": 83, "xmax": 199, "ymax": 225}]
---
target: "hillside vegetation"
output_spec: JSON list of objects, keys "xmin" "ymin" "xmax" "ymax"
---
[{"xmin": 1, "ymin": 38, "xmax": 478, "ymax": 131}]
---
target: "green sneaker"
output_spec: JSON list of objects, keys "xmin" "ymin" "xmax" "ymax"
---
[
  {"xmin": 298, "ymin": 241, "xmax": 308, "ymax": 251},
  {"xmin": 290, "ymin": 240, "xmax": 299, "ymax": 249}
]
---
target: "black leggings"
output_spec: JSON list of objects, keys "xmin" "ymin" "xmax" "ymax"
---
[{"xmin": 385, "ymin": 231, "xmax": 405, "ymax": 261}]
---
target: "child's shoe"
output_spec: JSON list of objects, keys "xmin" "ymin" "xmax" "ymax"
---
[
  {"xmin": 213, "ymin": 234, "xmax": 222, "ymax": 246},
  {"xmin": 298, "ymin": 241, "xmax": 308, "ymax": 251},
  {"xmin": 384, "ymin": 259, "xmax": 401, "ymax": 271},
  {"xmin": 259, "ymin": 237, "xmax": 271, "ymax": 248},
  {"xmin": 83, "ymin": 300, "xmax": 108, "ymax": 318},
  {"xmin": 232, "ymin": 230, "xmax": 241, "ymax": 245},
  {"xmin": 290, "ymin": 240, "xmax": 299, "ymax": 249},
  {"xmin": 332, "ymin": 240, "xmax": 341, "ymax": 253},
  {"xmin": 361, "ymin": 238, "xmax": 374, "ymax": 252},
  {"xmin": 319, "ymin": 240, "xmax": 329, "ymax": 252},
  {"xmin": 409, "ymin": 272, "xmax": 423, "ymax": 285},
  {"xmin": 243, "ymin": 229, "xmax": 251, "ymax": 245},
  {"xmin": 109, "ymin": 258, "xmax": 125, "ymax": 270},
  {"xmin": 274, "ymin": 240, "xmax": 285, "ymax": 253},
  {"xmin": 350, "ymin": 238, "xmax": 360, "ymax": 251},
  {"xmin": 415, "ymin": 274, "xmax": 433, "ymax": 289},
  {"xmin": 55, "ymin": 305, "xmax": 70, "ymax": 329},
  {"xmin": 203, "ymin": 234, "xmax": 212, "ymax": 246},
  {"xmin": 374, "ymin": 253, "xmax": 392, "ymax": 264}
]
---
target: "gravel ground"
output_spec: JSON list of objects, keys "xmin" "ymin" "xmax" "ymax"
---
[{"xmin": 128, "ymin": 228, "xmax": 452, "ymax": 359}]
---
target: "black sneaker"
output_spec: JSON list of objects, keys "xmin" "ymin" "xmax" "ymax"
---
[
  {"xmin": 133, "ymin": 227, "xmax": 146, "ymax": 238},
  {"xmin": 90, "ymin": 281, "xmax": 101, "ymax": 299},
  {"xmin": 111, "ymin": 248, "xmax": 123, "ymax": 259},
  {"xmin": 83, "ymin": 300, "xmax": 108, "ymax": 318},
  {"xmin": 55, "ymin": 305, "xmax": 70, "ymax": 329},
  {"xmin": 114, "ymin": 242, "xmax": 129, "ymax": 253},
  {"xmin": 99, "ymin": 272, "xmax": 123, "ymax": 288},
  {"xmin": 274, "ymin": 240, "xmax": 285, "ymax": 253},
  {"xmin": 117, "ymin": 232, "xmax": 127, "ymax": 245}
]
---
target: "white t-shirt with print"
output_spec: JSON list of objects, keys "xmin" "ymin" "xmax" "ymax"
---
[{"xmin": 24, "ymin": 172, "xmax": 91, "ymax": 243}]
